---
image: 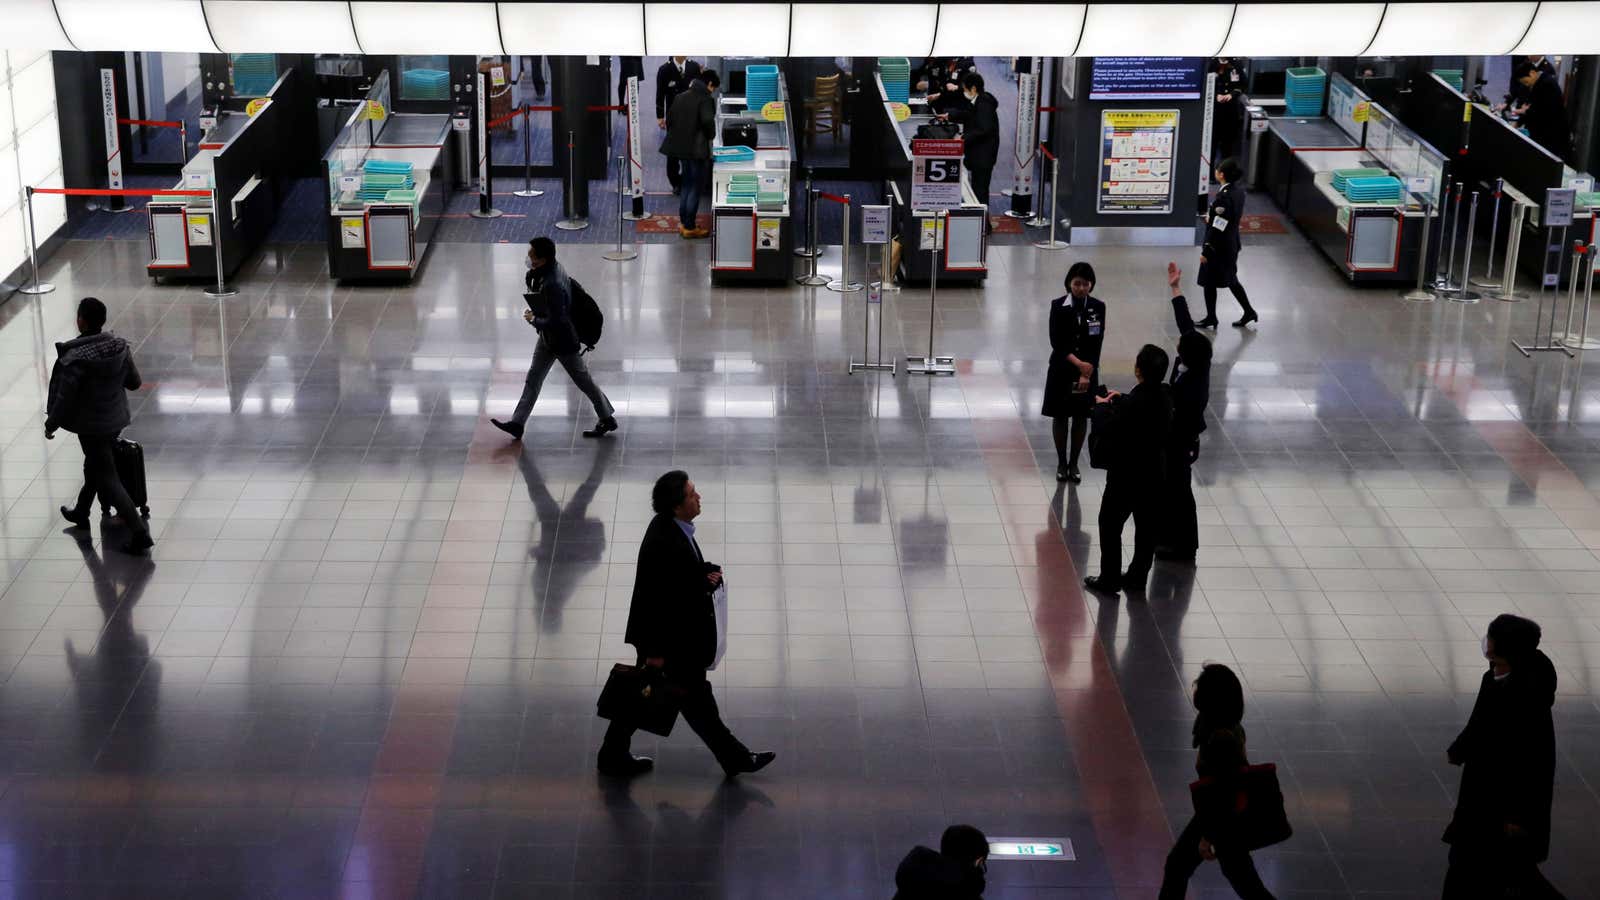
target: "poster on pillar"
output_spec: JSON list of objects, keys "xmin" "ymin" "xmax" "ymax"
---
[
  {"xmin": 626, "ymin": 76, "xmax": 644, "ymax": 203},
  {"xmin": 100, "ymin": 69, "xmax": 122, "ymax": 191},
  {"xmin": 1097, "ymin": 110, "xmax": 1179, "ymax": 214},
  {"xmin": 1011, "ymin": 68, "xmax": 1038, "ymax": 204}
]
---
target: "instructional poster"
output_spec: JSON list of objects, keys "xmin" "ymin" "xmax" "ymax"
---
[{"xmin": 1097, "ymin": 109, "xmax": 1180, "ymax": 214}]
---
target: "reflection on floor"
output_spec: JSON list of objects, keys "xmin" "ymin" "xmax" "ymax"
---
[{"xmin": 1, "ymin": 234, "xmax": 1598, "ymax": 899}]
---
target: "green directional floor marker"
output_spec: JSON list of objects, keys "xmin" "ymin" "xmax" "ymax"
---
[{"xmin": 987, "ymin": 838, "xmax": 1076, "ymax": 861}]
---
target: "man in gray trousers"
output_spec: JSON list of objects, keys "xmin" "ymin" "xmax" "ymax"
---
[{"xmin": 493, "ymin": 236, "xmax": 618, "ymax": 440}]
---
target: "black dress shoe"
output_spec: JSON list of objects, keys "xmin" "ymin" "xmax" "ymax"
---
[
  {"xmin": 1195, "ymin": 317, "xmax": 1219, "ymax": 329},
  {"xmin": 60, "ymin": 506, "xmax": 90, "ymax": 529},
  {"xmin": 1055, "ymin": 465, "xmax": 1069, "ymax": 483},
  {"xmin": 582, "ymin": 417, "xmax": 619, "ymax": 438},
  {"xmin": 724, "ymin": 751, "xmax": 776, "ymax": 777},
  {"xmin": 122, "ymin": 532, "xmax": 155, "ymax": 554},
  {"xmin": 1064, "ymin": 464, "xmax": 1081, "ymax": 484},
  {"xmin": 491, "ymin": 418, "xmax": 524, "ymax": 440},
  {"xmin": 1083, "ymin": 575, "xmax": 1120, "ymax": 595},
  {"xmin": 596, "ymin": 753, "xmax": 654, "ymax": 777},
  {"xmin": 1232, "ymin": 311, "xmax": 1259, "ymax": 328}
]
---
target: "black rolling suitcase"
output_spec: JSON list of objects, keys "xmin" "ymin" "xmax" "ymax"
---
[{"xmin": 99, "ymin": 438, "xmax": 150, "ymax": 519}]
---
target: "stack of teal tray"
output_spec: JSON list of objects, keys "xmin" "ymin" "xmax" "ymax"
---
[
  {"xmin": 1434, "ymin": 69, "xmax": 1464, "ymax": 92},
  {"xmin": 1285, "ymin": 66, "xmax": 1326, "ymax": 117},
  {"xmin": 1342, "ymin": 175, "xmax": 1403, "ymax": 203},
  {"xmin": 229, "ymin": 54, "xmax": 277, "ymax": 97},
  {"xmin": 1577, "ymin": 192, "xmax": 1600, "ymax": 209},
  {"xmin": 360, "ymin": 160, "xmax": 415, "ymax": 202},
  {"xmin": 725, "ymin": 172, "xmax": 759, "ymax": 204},
  {"xmin": 1332, "ymin": 167, "xmax": 1387, "ymax": 192},
  {"xmin": 880, "ymin": 57, "xmax": 910, "ymax": 103},
  {"xmin": 756, "ymin": 191, "xmax": 785, "ymax": 211},
  {"xmin": 745, "ymin": 65, "xmax": 780, "ymax": 110},
  {"xmin": 402, "ymin": 68, "xmax": 450, "ymax": 101}
]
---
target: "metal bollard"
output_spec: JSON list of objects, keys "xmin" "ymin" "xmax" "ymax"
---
[
  {"xmin": 1033, "ymin": 156, "xmax": 1068, "ymax": 251},
  {"xmin": 1470, "ymin": 179, "xmax": 1504, "ymax": 288},
  {"xmin": 555, "ymin": 129, "xmax": 588, "ymax": 231},
  {"xmin": 513, "ymin": 106, "xmax": 544, "ymax": 198},
  {"xmin": 1450, "ymin": 191, "xmax": 1482, "ymax": 303},
  {"xmin": 1025, "ymin": 144, "xmax": 1050, "ymax": 227},
  {"xmin": 1564, "ymin": 247, "xmax": 1600, "ymax": 350},
  {"xmin": 1561, "ymin": 242, "xmax": 1589, "ymax": 344},
  {"xmin": 1497, "ymin": 201, "xmax": 1527, "ymax": 302},
  {"xmin": 1438, "ymin": 182, "xmax": 1464, "ymax": 292},
  {"xmin": 828, "ymin": 194, "xmax": 863, "ymax": 293},
  {"xmin": 1433, "ymin": 182, "xmax": 1460, "ymax": 291},
  {"xmin": 794, "ymin": 168, "xmax": 820, "ymax": 258},
  {"xmin": 796, "ymin": 187, "xmax": 829, "ymax": 286},
  {"xmin": 1402, "ymin": 195, "xmax": 1436, "ymax": 302},
  {"xmin": 602, "ymin": 155, "xmax": 637, "ymax": 261},
  {"xmin": 19, "ymin": 188, "xmax": 54, "ymax": 295}
]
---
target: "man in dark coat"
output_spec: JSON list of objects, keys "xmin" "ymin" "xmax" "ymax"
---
[
  {"xmin": 1084, "ymin": 344, "xmax": 1173, "ymax": 596},
  {"xmin": 491, "ymin": 236, "xmax": 617, "ymax": 441},
  {"xmin": 654, "ymin": 56, "xmax": 703, "ymax": 194},
  {"xmin": 893, "ymin": 824, "xmax": 988, "ymax": 900},
  {"xmin": 942, "ymin": 71, "xmax": 1001, "ymax": 208},
  {"xmin": 661, "ymin": 69, "xmax": 719, "ymax": 238},
  {"xmin": 1161, "ymin": 263, "xmax": 1213, "ymax": 562},
  {"xmin": 45, "ymin": 297, "xmax": 153, "ymax": 553},
  {"xmin": 1443, "ymin": 614, "xmax": 1564, "ymax": 899},
  {"xmin": 1516, "ymin": 62, "xmax": 1571, "ymax": 163},
  {"xmin": 616, "ymin": 55, "xmax": 644, "ymax": 110},
  {"xmin": 597, "ymin": 470, "xmax": 776, "ymax": 778}
]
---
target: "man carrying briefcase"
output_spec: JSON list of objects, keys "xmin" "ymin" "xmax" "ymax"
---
[{"xmin": 596, "ymin": 470, "xmax": 774, "ymax": 778}]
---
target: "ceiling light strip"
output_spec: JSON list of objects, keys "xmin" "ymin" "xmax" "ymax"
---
[
  {"xmin": 1506, "ymin": 1, "xmax": 1542, "ymax": 55},
  {"xmin": 928, "ymin": 3, "xmax": 941, "ymax": 58},
  {"xmin": 1215, "ymin": 4, "xmax": 1238, "ymax": 57},
  {"xmin": 196, "ymin": 0, "xmax": 223, "ymax": 52},
  {"xmin": 1358, "ymin": 3, "xmax": 1389, "ymax": 56},
  {"xmin": 348, "ymin": 1, "xmax": 364, "ymax": 53},
  {"xmin": 48, "ymin": 0, "xmax": 81, "ymax": 51},
  {"xmin": 1069, "ymin": 3, "xmax": 1089, "ymax": 56}
]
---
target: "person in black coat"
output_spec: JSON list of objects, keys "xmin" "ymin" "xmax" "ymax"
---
[
  {"xmin": 1160, "ymin": 664, "xmax": 1276, "ymax": 900},
  {"xmin": 1442, "ymin": 614, "xmax": 1565, "ymax": 899},
  {"xmin": 1041, "ymin": 261, "xmax": 1107, "ymax": 485},
  {"xmin": 655, "ymin": 56, "xmax": 703, "ymax": 194},
  {"xmin": 1197, "ymin": 158, "xmax": 1258, "ymax": 329},
  {"xmin": 942, "ymin": 72, "xmax": 1000, "ymax": 208},
  {"xmin": 597, "ymin": 470, "xmax": 776, "ymax": 779},
  {"xmin": 661, "ymin": 70, "xmax": 719, "ymax": 237},
  {"xmin": 616, "ymin": 55, "xmax": 644, "ymax": 109},
  {"xmin": 1084, "ymin": 344, "xmax": 1173, "ymax": 596},
  {"xmin": 918, "ymin": 56, "xmax": 976, "ymax": 116},
  {"xmin": 1210, "ymin": 58, "xmax": 1247, "ymax": 165},
  {"xmin": 893, "ymin": 824, "xmax": 988, "ymax": 900},
  {"xmin": 1160, "ymin": 263, "xmax": 1213, "ymax": 562},
  {"xmin": 1515, "ymin": 62, "xmax": 1572, "ymax": 163}
]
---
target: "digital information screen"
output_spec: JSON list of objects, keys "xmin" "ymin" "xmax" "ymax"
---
[{"xmin": 1089, "ymin": 57, "xmax": 1206, "ymax": 101}]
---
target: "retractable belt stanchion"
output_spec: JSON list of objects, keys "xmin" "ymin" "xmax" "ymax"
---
[
  {"xmin": 1561, "ymin": 245, "xmax": 1600, "ymax": 350},
  {"xmin": 1402, "ymin": 193, "xmax": 1436, "ymax": 302},
  {"xmin": 556, "ymin": 129, "xmax": 588, "ymax": 231},
  {"xmin": 1471, "ymin": 179, "xmax": 1505, "ymax": 289},
  {"xmin": 1449, "ymin": 191, "xmax": 1482, "ymax": 303},
  {"xmin": 512, "ymin": 105, "xmax": 544, "ymax": 198},
  {"xmin": 906, "ymin": 217, "xmax": 955, "ymax": 376},
  {"xmin": 203, "ymin": 186, "xmax": 237, "ymax": 298},
  {"xmin": 603, "ymin": 154, "xmax": 637, "ymax": 262},
  {"xmin": 1435, "ymin": 182, "xmax": 1462, "ymax": 292},
  {"xmin": 796, "ymin": 186, "xmax": 829, "ymax": 286},
  {"xmin": 1025, "ymin": 138, "xmax": 1051, "ymax": 228},
  {"xmin": 1498, "ymin": 201, "xmax": 1529, "ymax": 302},
  {"xmin": 1033, "ymin": 146, "xmax": 1067, "ymax": 251},
  {"xmin": 794, "ymin": 168, "xmax": 820, "ymax": 258},
  {"xmin": 824, "ymin": 192, "xmax": 862, "ymax": 293},
  {"xmin": 19, "ymin": 187, "xmax": 54, "ymax": 295}
]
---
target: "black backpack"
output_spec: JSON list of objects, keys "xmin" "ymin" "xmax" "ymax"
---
[{"xmin": 569, "ymin": 278, "xmax": 604, "ymax": 354}]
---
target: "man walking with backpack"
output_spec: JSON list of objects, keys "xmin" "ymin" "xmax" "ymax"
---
[
  {"xmin": 492, "ymin": 236, "xmax": 619, "ymax": 441},
  {"xmin": 45, "ymin": 297, "xmax": 154, "ymax": 554}
]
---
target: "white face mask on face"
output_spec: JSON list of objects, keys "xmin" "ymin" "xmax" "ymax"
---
[{"xmin": 526, "ymin": 256, "xmax": 535, "ymax": 270}]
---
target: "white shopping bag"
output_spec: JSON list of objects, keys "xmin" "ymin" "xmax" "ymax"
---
[{"xmin": 708, "ymin": 583, "xmax": 729, "ymax": 671}]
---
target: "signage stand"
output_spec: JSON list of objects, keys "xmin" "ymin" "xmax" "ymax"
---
[
  {"xmin": 1514, "ymin": 189, "xmax": 1577, "ymax": 358},
  {"xmin": 851, "ymin": 204, "xmax": 895, "ymax": 375},
  {"xmin": 471, "ymin": 73, "xmax": 504, "ymax": 219},
  {"xmin": 622, "ymin": 76, "xmax": 646, "ymax": 219},
  {"xmin": 906, "ymin": 217, "xmax": 955, "ymax": 376}
]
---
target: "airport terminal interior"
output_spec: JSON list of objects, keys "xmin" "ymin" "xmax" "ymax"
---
[{"xmin": 3, "ymin": 2, "xmax": 1600, "ymax": 898}]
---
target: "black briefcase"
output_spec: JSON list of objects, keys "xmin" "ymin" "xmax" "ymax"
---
[
  {"xmin": 597, "ymin": 663, "xmax": 680, "ymax": 737},
  {"xmin": 100, "ymin": 438, "xmax": 150, "ymax": 519}
]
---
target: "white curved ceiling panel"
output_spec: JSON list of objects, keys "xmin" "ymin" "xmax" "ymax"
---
[
  {"xmin": 932, "ymin": 4, "xmax": 1087, "ymax": 56},
  {"xmin": 790, "ymin": 3, "xmax": 937, "ymax": 56},
  {"xmin": 204, "ymin": 1, "xmax": 361, "ymax": 54},
  {"xmin": 1077, "ymin": 3, "xmax": 1234, "ymax": 56},
  {"xmin": 1513, "ymin": 2, "xmax": 1600, "ymax": 54},
  {"xmin": 1366, "ymin": 2, "xmax": 1539, "ymax": 55},
  {"xmin": 56, "ymin": 0, "xmax": 219, "ymax": 52},
  {"xmin": 1222, "ymin": 3, "xmax": 1386, "ymax": 56},
  {"xmin": 351, "ymin": 1, "xmax": 502, "ymax": 55},
  {"xmin": 503, "ymin": 3, "xmax": 645, "ymax": 55},
  {"xmin": 0, "ymin": 0, "xmax": 77, "ymax": 51},
  {"xmin": 644, "ymin": 3, "xmax": 789, "ymax": 56}
]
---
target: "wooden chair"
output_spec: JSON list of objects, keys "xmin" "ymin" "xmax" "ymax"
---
[{"xmin": 803, "ymin": 74, "xmax": 842, "ymax": 143}]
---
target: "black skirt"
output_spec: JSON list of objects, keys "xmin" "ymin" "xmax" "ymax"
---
[
  {"xmin": 1041, "ymin": 353, "xmax": 1096, "ymax": 418},
  {"xmin": 1197, "ymin": 254, "xmax": 1238, "ymax": 288}
]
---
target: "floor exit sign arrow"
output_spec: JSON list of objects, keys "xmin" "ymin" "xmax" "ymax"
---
[{"xmin": 988, "ymin": 838, "xmax": 1076, "ymax": 861}]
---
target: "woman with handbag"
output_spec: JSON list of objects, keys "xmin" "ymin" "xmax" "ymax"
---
[{"xmin": 1159, "ymin": 664, "xmax": 1279, "ymax": 900}]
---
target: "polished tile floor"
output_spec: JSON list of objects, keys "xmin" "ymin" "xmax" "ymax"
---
[{"xmin": 0, "ymin": 228, "xmax": 1598, "ymax": 899}]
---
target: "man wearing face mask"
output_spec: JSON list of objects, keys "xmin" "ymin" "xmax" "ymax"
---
[
  {"xmin": 892, "ymin": 824, "xmax": 989, "ymax": 899},
  {"xmin": 492, "ymin": 236, "xmax": 618, "ymax": 441},
  {"xmin": 939, "ymin": 71, "xmax": 1000, "ymax": 210},
  {"xmin": 1442, "ymin": 614, "xmax": 1564, "ymax": 899}
]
